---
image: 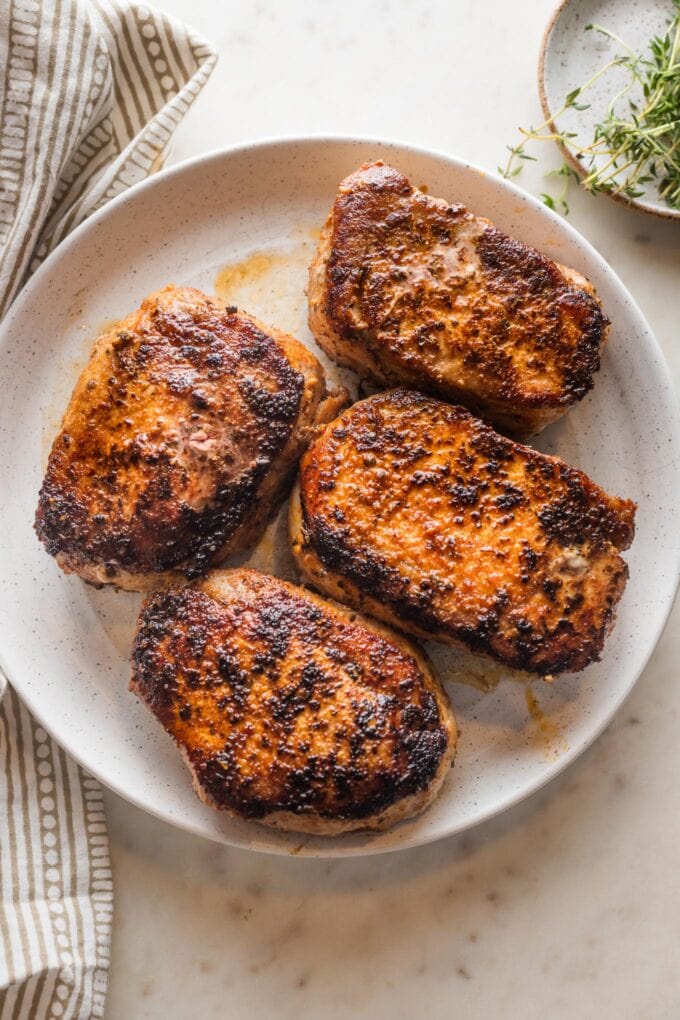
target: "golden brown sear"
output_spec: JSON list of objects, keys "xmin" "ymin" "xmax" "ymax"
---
[
  {"xmin": 290, "ymin": 390, "xmax": 636, "ymax": 676},
  {"xmin": 308, "ymin": 161, "xmax": 609, "ymax": 438},
  {"xmin": 131, "ymin": 568, "xmax": 456, "ymax": 834},
  {"xmin": 35, "ymin": 285, "xmax": 345, "ymax": 590}
]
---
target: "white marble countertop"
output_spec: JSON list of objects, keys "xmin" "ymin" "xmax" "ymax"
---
[{"xmin": 104, "ymin": 1, "xmax": 680, "ymax": 1016}]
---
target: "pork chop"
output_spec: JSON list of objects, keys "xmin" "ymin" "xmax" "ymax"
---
[
  {"xmin": 308, "ymin": 162, "xmax": 609, "ymax": 438},
  {"xmin": 290, "ymin": 389, "xmax": 636, "ymax": 676},
  {"xmin": 36, "ymin": 285, "xmax": 345, "ymax": 590},
  {"xmin": 131, "ymin": 568, "xmax": 456, "ymax": 834}
]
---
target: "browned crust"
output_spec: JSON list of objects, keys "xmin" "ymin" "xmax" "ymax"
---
[
  {"xmin": 290, "ymin": 389, "xmax": 636, "ymax": 676},
  {"xmin": 130, "ymin": 568, "xmax": 456, "ymax": 834},
  {"xmin": 35, "ymin": 286, "xmax": 346, "ymax": 591},
  {"xmin": 308, "ymin": 161, "xmax": 609, "ymax": 439}
]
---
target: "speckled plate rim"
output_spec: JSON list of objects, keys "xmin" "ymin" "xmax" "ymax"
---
[
  {"xmin": 0, "ymin": 133, "xmax": 679, "ymax": 857},
  {"xmin": 538, "ymin": 0, "xmax": 680, "ymax": 221}
]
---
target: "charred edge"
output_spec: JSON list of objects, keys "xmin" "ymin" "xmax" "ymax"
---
[
  {"xmin": 195, "ymin": 722, "xmax": 448, "ymax": 821},
  {"xmin": 477, "ymin": 227, "xmax": 607, "ymax": 405}
]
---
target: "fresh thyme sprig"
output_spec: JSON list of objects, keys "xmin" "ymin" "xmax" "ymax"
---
[{"xmin": 501, "ymin": 0, "xmax": 680, "ymax": 214}]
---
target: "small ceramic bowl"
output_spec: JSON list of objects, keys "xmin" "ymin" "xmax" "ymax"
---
[{"xmin": 539, "ymin": 0, "xmax": 680, "ymax": 219}]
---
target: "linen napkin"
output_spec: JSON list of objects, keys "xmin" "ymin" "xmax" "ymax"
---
[{"xmin": 0, "ymin": 2, "xmax": 216, "ymax": 1017}]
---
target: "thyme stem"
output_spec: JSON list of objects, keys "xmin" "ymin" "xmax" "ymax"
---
[{"xmin": 502, "ymin": 1, "xmax": 680, "ymax": 214}]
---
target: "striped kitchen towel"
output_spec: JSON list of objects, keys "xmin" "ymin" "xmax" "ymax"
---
[
  {"xmin": 0, "ymin": 0, "xmax": 217, "ymax": 318},
  {"xmin": 0, "ymin": 686, "xmax": 112, "ymax": 1020},
  {"xmin": 0, "ymin": 2, "xmax": 216, "ymax": 1017}
]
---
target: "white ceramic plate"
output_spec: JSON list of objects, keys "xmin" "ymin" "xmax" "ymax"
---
[
  {"xmin": 0, "ymin": 136, "xmax": 678, "ymax": 858},
  {"xmin": 540, "ymin": 0, "xmax": 680, "ymax": 219}
]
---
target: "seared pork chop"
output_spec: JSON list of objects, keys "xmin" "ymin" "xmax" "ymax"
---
[
  {"xmin": 308, "ymin": 162, "xmax": 609, "ymax": 438},
  {"xmin": 131, "ymin": 568, "xmax": 456, "ymax": 834},
  {"xmin": 290, "ymin": 390, "xmax": 636, "ymax": 676},
  {"xmin": 35, "ymin": 286, "xmax": 345, "ymax": 590}
]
